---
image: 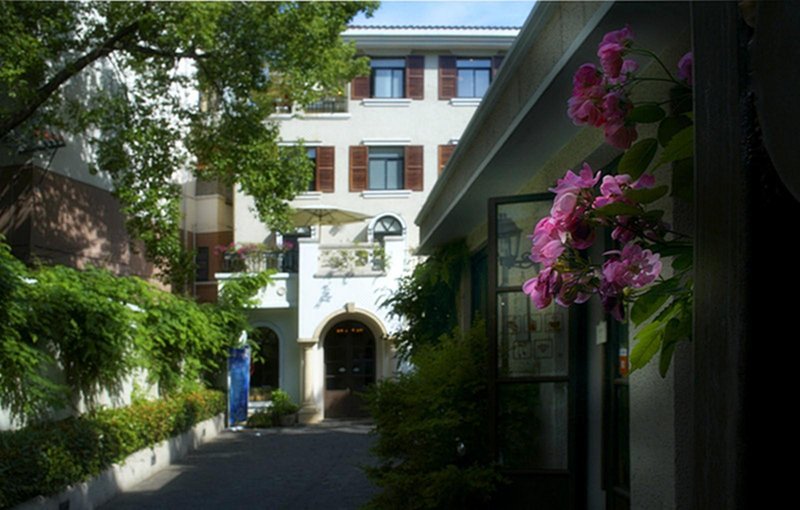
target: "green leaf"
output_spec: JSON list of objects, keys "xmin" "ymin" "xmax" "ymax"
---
[
  {"xmin": 618, "ymin": 138, "xmax": 658, "ymax": 179},
  {"xmin": 658, "ymin": 115, "xmax": 693, "ymax": 147},
  {"xmin": 659, "ymin": 334, "xmax": 678, "ymax": 377},
  {"xmin": 624, "ymin": 185, "xmax": 669, "ymax": 204},
  {"xmin": 671, "ymin": 157, "xmax": 694, "ymax": 201},
  {"xmin": 672, "ymin": 252, "xmax": 693, "ymax": 271},
  {"xmin": 630, "ymin": 291, "xmax": 670, "ymax": 326},
  {"xmin": 627, "ymin": 104, "xmax": 666, "ymax": 123},
  {"xmin": 630, "ymin": 321, "xmax": 664, "ymax": 372},
  {"xmin": 593, "ymin": 202, "xmax": 643, "ymax": 218},
  {"xmin": 659, "ymin": 314, "xmax": 692, "ymax": 377},
  {"xmin": 656, "ymin": 125, "xmax": 694, "ymax": 167}
]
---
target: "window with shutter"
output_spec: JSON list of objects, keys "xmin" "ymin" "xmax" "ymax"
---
[
  {"xmin": 317, "ymin": 146, "xmax": 335, "ymax": 192},
  {"xmin": 349, "ymin": 146, "xmax": 368, "ymax": 191},
  {"xmin": 438, "ymin": 144, "xmax": 456, "ymax": 175},
  {"xmin": 404, "ymin": 145, "xmax": 424, "ymax": 191},
  {"xmin": 439, "ymin": 55, "xmax": 457, "ymax": 100},
  {"xmin": 406, "ymin": 55, "xmax": 424, "ymax": 100}
]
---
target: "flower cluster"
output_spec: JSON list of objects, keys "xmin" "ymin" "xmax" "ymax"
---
[
  {"xmin": 523, "ymin": 163, "xmax": 665, "ymax": 320},
  {"xmin": 568, "ymin": 26, "xmax": 694, "ymax": 151},
  {"xmin": 567, "ymin": 26, "xmax": 640, "ymax": 149}
]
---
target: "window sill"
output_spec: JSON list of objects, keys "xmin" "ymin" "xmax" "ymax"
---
[
  {"xmin": 295, "ymin": 192, "xmax": 322, "ymax": 200},
  {"xmin": 449, "ymin": 98, "xmax": 482, "ymax": 107},
  {"xmin": 361, "ymin": 98, "xmax": 412, "ymax": 107},
  {"xmin": 361, "ymin": 189, "xmax": 413, "ymax": 199},
  {"xmin": 298, "ymin": 112, "xmax": 351, "ymax": 120}
]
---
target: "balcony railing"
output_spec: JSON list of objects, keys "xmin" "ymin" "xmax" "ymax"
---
[
  {"xmin": 318, "ymin": 245, "xmax": 387, "ymax": 276},
  {"xmin": 222, "ymin": 251, "xmax": 298, "ymax": 273},
  {"xmin": 304, "ymin": 96, "xmax": 348, "ymax": 114}
]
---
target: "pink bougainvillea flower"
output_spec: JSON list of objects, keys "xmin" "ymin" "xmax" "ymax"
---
[
  {"xmin": 607, "ymin": 59, "xmax": 639, "ymax": 86},
  {"xmin": 604, "ymin": 122, "xmax": 638, "ymax": 149},
  {"xmin": 597, "ymin": 25, "xmax": 634, "ymax": 79},
  {"xmin": 568, "ymin": 65, "xmax": 606, "ymax": 127},
  {"xmin": 555, "ymin": 270, "xmax": 597, "ymax": 307},
  {"xmin": 568, "ymin": 94, "xmax": 605, "ymax": 127},
  {"xmin": 530, "ymin": 216, "xmax": 567, "ymax": 266},
  {"xmin": 523, "ymin": 266, "xmax": 562, "ymax": 309},
  {"xmin": 594, "ymin": 174, "xmax": 632, "ymax": 208},
  {"xmin": 550, "ymin": 190, "xmax": 579, "ymax": 222},
  {"xmin": 564, "ymin": 214, "xmax": 596, "ymax": 250},
  {"xmin": 602, "ymin": 242, "xmax": 662, "ymax": 289},
  {"xmin": 550, "ymin": 163, "xmax": 602, "ymax": 195},
  {"xmin": 599, "ymin": 280, "xmax": 625, "ymax": 320},
  {"xmin": 601, "ymin": 25, "xmax": 635, "ymax": 46},
  {"xmin": 677, "ymin": 51, "xmax": 693, "ymax": 86}
]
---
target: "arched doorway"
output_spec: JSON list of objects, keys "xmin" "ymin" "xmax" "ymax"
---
[
  {"xmin": 324, "ymin": 320, "xmax": 376, "ymax": 418},
  {"xmin": 250, "ymin": 327, "xmax": 279, "ymax": 400}
]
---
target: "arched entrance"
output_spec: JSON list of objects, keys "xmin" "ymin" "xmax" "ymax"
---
[
  {"xmin": 324, "ymin": 320, "xmax": 376, "ymax": 418},
  {"xmin": 250, "ymin": 327, "xmax": 279, "ymax": 400}
]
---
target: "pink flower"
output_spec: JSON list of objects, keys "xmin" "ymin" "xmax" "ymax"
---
[
  {"xmin": 604, "ymin": 123, "xmax": 638, "ymax": 149},
  {"xmin": 550, "ymin": 163, "xmax": 601, "ymax": 195},
  {"xmin": 677, "ymin": 51, "xmax": 693, "ymax": 86},
  {"xmin": 530, "ymin": 217, "xmax": 566, "ymax": 266},
  {"xmin": 602, "ymin": 243, "xmax": 662, "ymax": 289},
  {"xmin": 594, "ymin": 174, "xmax": 632, "ymax": 208},
  {"xmin": 601, "ymin": 25, "xmax": 635, "ymax": 46},
  {"xmin": 597, "ymin": 25, "xmax": 634, "ymax": 79},
  {"xmin": 606, "ymin": 59, "xmax": 639, "ymax": 85},
  {"xmin": 523, "ymin": 267, "xmax": 562, "ymax": 309},
  {"xmin": 568, "ymin": 65, "xmax": 606, "ymax": 127},
  {"xmin": 599, "ymin": 280, "xmax": 625, "ymax": 320},
  {"xmin": 555, "ymin": 270, "xmax": 597, "ymax": 307}
]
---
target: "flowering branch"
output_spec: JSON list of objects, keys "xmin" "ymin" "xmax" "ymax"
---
[{"xmin": 524, "ymin": 25, "xmax": 694, "ymax": 377}]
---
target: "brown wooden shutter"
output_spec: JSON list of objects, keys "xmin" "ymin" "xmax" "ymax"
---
[
  {"xmin": 351, "ymin": 75, "xmax": 370, "ymax": 100},
  {"xmin": 406, "ymin": 55, "xmax": 425, "ymax": 100},
  {"xmin": 438, "ymin": 144, "xmax": 456, "ymax": 175},
  {"xmin": 317, "ymin": 146, "xmax": 335, "ymax": 192},
  {"xmin": 439, "ymin": 56, "xmax": 457, "ymax": 100},
  {"xmin": 492, "ymin": 55, "xmax": 505, "ymax": 79},
  {"xmin": 405, "ymin": 145, "xmax": 424, "ymax": 191},
  {"xmin": 349, "ymin": 146, "xmax": 368, "ymax": 192}
]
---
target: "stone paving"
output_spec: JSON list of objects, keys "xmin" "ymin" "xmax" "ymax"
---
[{"xmin": 100, "ymin": 420, "xmax": 378, "ymax": 510}]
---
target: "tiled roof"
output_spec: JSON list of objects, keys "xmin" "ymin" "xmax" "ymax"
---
[{"xmin": 347, "ymin": 25, "xmax": 520, "ymax": 30}]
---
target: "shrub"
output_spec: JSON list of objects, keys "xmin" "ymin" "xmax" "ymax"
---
[
  {"xmin": 363, "ymin": 322, "xmax": 502, "ymax": 510},
  {"xmin": 246, "ymin": 389, "xmax": 299, "ymax": 428},
  {"xmin": 0, "ymin": 389, "xmax": 224, "ymax": 509}
]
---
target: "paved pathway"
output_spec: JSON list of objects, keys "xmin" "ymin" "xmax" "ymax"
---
[{"xmin": 100, "ymin": 420, "xmax": 378, "ymax": 510}]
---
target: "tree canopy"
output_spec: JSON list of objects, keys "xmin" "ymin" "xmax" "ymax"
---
[{"xmin": 0, "ymin": 1, "xmax": 376, "ymax": 290}]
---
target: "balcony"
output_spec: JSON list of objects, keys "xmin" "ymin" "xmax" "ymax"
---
[
  {"xmin": 222, "ymin": 250, "xmax": 298, "ymax": 274},
  {"xmin": 304, "ymin": 96, "xmax": 348, "ymax": 114},
  {"xmin": 317, "ymin": 244, "xmax": 387, "ymax": 277}
]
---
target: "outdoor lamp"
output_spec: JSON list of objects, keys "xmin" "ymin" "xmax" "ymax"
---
[{"xmin": 497, "ymin": 213, "xmax": 523, "ymax": 268}]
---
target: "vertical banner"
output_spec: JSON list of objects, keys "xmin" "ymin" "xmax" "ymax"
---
[{"xmin": 228, "ymin": 347, "xmax": 250, "ymax": 426}]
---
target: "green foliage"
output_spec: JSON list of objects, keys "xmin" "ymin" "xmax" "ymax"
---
[
  {"xmin": 246, "ymin": 389, "xmax": 299, "ymax": 428},
  {"xmin": 382, "ymin": 241, "xmax": 469, "ymax": 360},
  {"xmin": 364, "ymin": 322, "xmax": 502, "ymax": 510},
  {"xmin": 0, "ymin": 389, "xmax": 224, "ymax": 509},
  {"xmin": 0, "ymin": 1, "xmax": 376, "ymax": 284},
  {"xmin": 0, "ymin": 237, "xmax": 260, "ymax": 423},
  {"xmin": 618, "ymin": 137, "xmax": 658, "ymax": 180}
]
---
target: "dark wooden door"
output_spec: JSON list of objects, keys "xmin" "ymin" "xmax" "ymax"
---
[{"xmin": 324, "ymin": 321, "xmax": 376, "ymax": 418}]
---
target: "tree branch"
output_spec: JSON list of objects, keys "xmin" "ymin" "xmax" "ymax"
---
[
  {"xmin": 129, "ymin": 45, "xmax": 212, "ymax": 60},
  {"xmin": 0, "ymin": 20, "xmax": 141, "ymax": 139}
]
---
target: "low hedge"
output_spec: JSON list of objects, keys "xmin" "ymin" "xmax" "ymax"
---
[{"xmin": 0, "ymin": 389, "xmax": 225, "ymax": 509}]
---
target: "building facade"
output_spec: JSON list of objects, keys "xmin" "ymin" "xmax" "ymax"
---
[{"xmin": 204, "ymin": 26, "xmax": 518, "ymax": 423}]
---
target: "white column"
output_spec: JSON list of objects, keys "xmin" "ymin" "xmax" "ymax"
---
[{"xmin": 297, "ymin": 338, "xmax": 322, "ymax": 423}]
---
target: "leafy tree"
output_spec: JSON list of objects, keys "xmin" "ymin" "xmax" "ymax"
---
[
  {"xmin": 0, "ymin": 1, "xmax": 376, "ymax": 289},
  {"xmin": 382, "ymin": 240, "xmax": 469, "ymax": 360}
]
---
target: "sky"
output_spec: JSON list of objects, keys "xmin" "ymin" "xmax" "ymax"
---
[{"xmin": 350, "ymin": 1, "xmax": 537, "ymax": 28}]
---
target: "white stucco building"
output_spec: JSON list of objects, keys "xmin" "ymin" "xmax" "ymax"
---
[{"xmin": 207, "ymin": 26, "xmax": 519, "ymax": 423}]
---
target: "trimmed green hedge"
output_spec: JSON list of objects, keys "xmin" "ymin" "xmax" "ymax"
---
[{"xmin": 0, "ymin": 389, "xmax": 225, "ymax": 509}]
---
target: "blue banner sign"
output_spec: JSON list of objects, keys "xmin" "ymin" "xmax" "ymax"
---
[{"xmin": 228, "ymin": 347, "xmax": 250, "ymax": 426}]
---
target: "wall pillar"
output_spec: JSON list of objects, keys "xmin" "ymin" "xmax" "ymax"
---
[{"xmin": 297, "ymin": 338, "xmax": 322, "ymax": 424}]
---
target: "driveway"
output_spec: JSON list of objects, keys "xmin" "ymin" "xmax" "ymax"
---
[{"xmin": 100, "ymin": 420, "xmax": 378, "ymax": 510}]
